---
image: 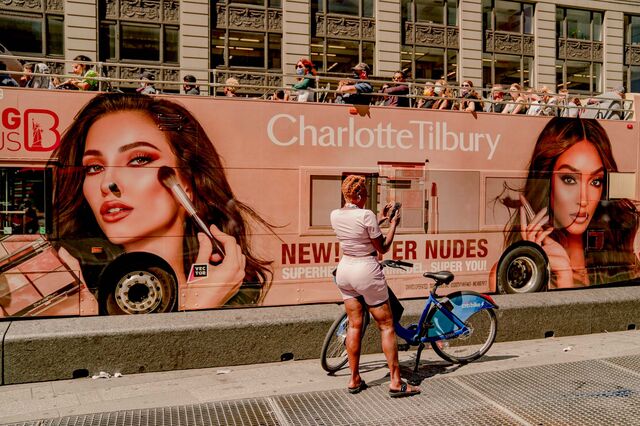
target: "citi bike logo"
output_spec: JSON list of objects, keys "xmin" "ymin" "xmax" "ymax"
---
[{"xmin": 1, "ymin": 108, "xmax": 60, "ymax": 152}]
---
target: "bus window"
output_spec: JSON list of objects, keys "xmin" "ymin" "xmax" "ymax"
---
[
  {"xmin": 310, "ymin": 175, "xmax": 342, "ymax": 228},
  {"xmin": 0, "ymin": 167, "xmax": 52, "ymax": 236},
  {"xmin": 429, "ymin": 170, "xmax": 480, "ymax": 233},
  {"xmin": 608, "ymin": 172, "xmax": 636, "ymax": 199},
  {"xmin": 378, "ymin": 163, "xmax": 426, "ymax": 233}
]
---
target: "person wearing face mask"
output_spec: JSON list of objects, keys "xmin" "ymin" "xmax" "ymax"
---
[
  {"xmin": 417, "ymin": 82, "xmax": 436, "ymax": 109},
  {"xmin": 287, "ymin": 58, "xmax": 317, "ymax": 102},
  {"xmin": 432, "ymin": 79, "xmax": 452, "ymax": 110},
  {"xmin": 336, "ymin": 62, "xmax": 373, "ymax": 105}
]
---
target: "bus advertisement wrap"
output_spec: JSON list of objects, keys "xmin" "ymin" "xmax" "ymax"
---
[{"xmin": 0, "ymin": 88, "xmax": 639, "ymax": 317}]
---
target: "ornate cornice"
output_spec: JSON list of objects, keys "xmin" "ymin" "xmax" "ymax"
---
[
  {"xmin": 45, "ymin": 0, "xmax": 62, "ymax": 12},
  {"xmin": 315, "ymin": 13, "xmax": 375, "ymax": 41},
  {"xmin": 102, "ymin": 0, "xmax": 179, "ymax": 23},
  {"xmin": 485, "ymin": 30, "xmax": 534, "ymax": 56},
  {"xmin": 405, "ymin": 22, "xmax": 459, "ymax": 49},
  {"xmin": 215, "ymin": 4, "xmax": 282, "ymax": 32},
  {"xmin": 0, "ymin": 0, "xmax": 43, "ymax": 12},
  {"xmin": 557, "ymin": 39, "xmax": 603, "ymax": 62},
  {"xmin": 103, "ymin": 64, "xmax": 179, "ymax": 89},
  {"xmin": 163, "ymin": 0, "xmax": 178, "ymax": 23},
  {"xmin": 216, "ymin": 71, "xmax": 282, "ymax": 92},
  {"xmin": 121, "ymin": 0, "xmax": 160, "ymax": 21},
  {"xmin": 625, "ymin": 44, "xmax": 640, "ymax": 66}
]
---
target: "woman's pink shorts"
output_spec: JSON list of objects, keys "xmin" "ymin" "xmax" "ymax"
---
[{"xmin": 335, "ymin": 255, "xmax": 389, "ymax": 306}]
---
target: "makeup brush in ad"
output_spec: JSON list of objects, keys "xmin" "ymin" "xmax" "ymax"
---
[{"xmin": 158, "ymin": 166, "xmax": 225, "ymax": 258}]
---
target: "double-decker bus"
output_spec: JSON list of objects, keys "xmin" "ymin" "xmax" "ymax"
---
[{"xmin": 0, "ymin": 87, "xmax": 638, "ymax": 318}]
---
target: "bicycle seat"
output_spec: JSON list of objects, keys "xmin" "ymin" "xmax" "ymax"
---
[{"xmin": 423, "ymin": 271, "xmax": 454, "ymax": 285}]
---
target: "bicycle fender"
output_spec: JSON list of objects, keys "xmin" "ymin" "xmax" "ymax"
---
[{"xmin": 427, "ymin": 291, "xmax": 496, "ymax": 339}]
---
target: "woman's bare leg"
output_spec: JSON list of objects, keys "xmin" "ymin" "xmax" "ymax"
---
[
  {"xmin": 344, "ymin": 297, "xmax": 364, "ymax": 388},
  {"xmin": 369, "ymin": 301, "xmax": 420, "ymax": 392}
]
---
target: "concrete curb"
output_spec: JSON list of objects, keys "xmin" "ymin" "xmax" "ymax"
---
[{"xmin": 2, "ymin": 286, "xmax": 639, "ymax": 384}]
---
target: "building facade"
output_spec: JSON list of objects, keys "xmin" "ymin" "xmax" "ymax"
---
[{"xmin": 0, "ymin": 0, "xmax": 639, "ymax": 94}]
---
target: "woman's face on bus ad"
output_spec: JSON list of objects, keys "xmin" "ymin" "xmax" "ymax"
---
[
  {"xmin": 551, "ymin": 139, "xmax": 604, "ymax": 235},
  {"xmin": 81, "ymin": 111, "xmax": 189, "ymax": 248}
]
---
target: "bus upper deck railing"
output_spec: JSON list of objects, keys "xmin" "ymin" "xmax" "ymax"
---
[{"xmin": 0, "ymin": 53, "xmax": 634, "ymax": 120}]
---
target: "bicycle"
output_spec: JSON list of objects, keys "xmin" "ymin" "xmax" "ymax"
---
[{"xmin": 321, "ymin": 260, "xmax": 498, "ymax": 383}]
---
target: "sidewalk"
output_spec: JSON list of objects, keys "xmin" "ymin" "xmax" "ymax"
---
[{"xmin": 1, "ymin": 330, "xmax": 640, "ymax": 424}]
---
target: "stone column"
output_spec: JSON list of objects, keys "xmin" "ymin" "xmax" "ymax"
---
[
  {"xmin": 283, "ymin": 0, "xmax": 311, "ymax": 86},
  {"xmin": 458, "ymin": 0, "xmax": 483, "ymax": 86},
  {"xmin": 534, "ymin": 2, "xmax": 556, "ymax": 90},
  {"xmin": 64, "ymin": 0, "xmax": 97, "ymax": 70},
  {"xmin": 180, "ymin": 0, "xmax": 210, "ymax": 94},
  {"xmin": 603, "ymin": 10, "xmax": 624, "ymax": 91},
  {"xmin": 375, "ymin": 0, "xmax": 401, "ymax": 77}
]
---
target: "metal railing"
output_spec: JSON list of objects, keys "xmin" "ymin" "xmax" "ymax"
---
[{"xmin": 1, "ymin": 53, "xmax": 634, "ymax": 120}]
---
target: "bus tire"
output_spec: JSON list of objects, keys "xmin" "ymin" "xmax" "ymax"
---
[
  {"xmin": 99, "ymin": 256, "xmax": 177, "ymax": 315},
  {"xmin": 497, "ymin": 242, "xmax": 548, "ymax": 294}
]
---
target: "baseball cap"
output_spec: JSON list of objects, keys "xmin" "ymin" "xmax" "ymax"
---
[
  {"xmin": 183, "ymin": 74, "xmax": 196, "ymax": 83},
  {"xmin": 352, "ymin": 62, "xmax": 370, "ymax": 72}
]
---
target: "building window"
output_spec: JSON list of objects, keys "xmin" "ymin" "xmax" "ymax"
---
[
  {"xmin": 98, "ymin": 1, "xmax": 179, "ymax": 65},
  {"xmin": 625, "ymin": 15, "xmax": 640, "ymax": 93},
  {"xmin": 212, "ymin": 1, "xmax": 282, "ymax": 71},
  {"xmin": 556, "ymin": 7, "xmax": 603, "ymax": 94},
  {"xmin": 0, "ymin": 4, "xmax": 64, "ymax": 57},
  {"xmin": 401, "ymin": 0, "xmax": 459, "ymax": 82},
  {"xmin": 98, "ymin": 0, "xmax": 180, "ymax": 92},
  {"xmin": 482, "ymin": 0, "xmax": 534, "ymax": 88},
  {"xmin": 311, "ymin": 0, "xmax": 375, "ymax": 75}
]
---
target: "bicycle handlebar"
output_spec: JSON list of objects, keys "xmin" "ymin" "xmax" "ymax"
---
[{"xmin": 380, "ymin": 259, "xmax": 414, "ymax": 269}]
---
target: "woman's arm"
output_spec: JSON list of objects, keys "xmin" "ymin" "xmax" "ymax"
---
[
  {"xmin": 370, "ymin": 212, "xmax": 400, "ymax": 254},
  {"xmin": 511, "ymin": 97, "xmax": 525, "ymax": 114}
]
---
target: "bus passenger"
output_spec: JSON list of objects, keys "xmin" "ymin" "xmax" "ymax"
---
[
  {"xmin": 183, "ymin": 74, "xmax": 200, "ymax": 95},
  {"xmin": 417, "ymin": 82, "xmax": 436, "ymax": 109},
  {"xmin": 335, "ymin": 62, "xmax": 373, "ymax": 105},
  {"xmin": 330, "ymin": 175, "xmax": 420, "ymax": 398},
  {"xmin": 51, "ymin": 93, "xmax": 276, "ymax": 310},
  {"xmin": 224, "ymin": 77, "xmax": 239, "ymax": 97},
  {"xmin": 492, "ymin": 118, "xmax": 639, "ymax": 289},
  {"xmin": 485, "ymin": 84, "xmax": 505, "ymax": 113},
  {"xmin": 457, "ymin": 80, "xmax": 483, "ymax": 112},
  {"xmin": 379, "ymin": 71, "xmax": 410, "ymax": 107},
  {"xmin": 57, "ymin": 55, "xmax": 98, "ymax": 91},
  {"xmin": 432, "ymin": 80, "xmax": 453, "ymax": 110},
  {"xmin": 502, "ymin": 83, "xmax": 527, "ymax": 114},
  {"xmin": 288, "ymin": 57, "xmax": 316, "ymax": 102}
]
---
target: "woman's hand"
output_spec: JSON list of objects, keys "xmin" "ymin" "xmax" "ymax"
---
[
  {"xmin": 195, "ymin": 224, "xmax": 246, "ymax": 306},
  {"xmin": 519, "ymin": 206, "xmax": 573, "ymax": 288}
]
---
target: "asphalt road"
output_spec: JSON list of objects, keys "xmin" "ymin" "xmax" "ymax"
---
[{"xmin": 1, "ymin": 330, "xmax": 640, "ymax": 425}]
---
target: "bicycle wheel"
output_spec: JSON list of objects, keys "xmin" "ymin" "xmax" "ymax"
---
[
  {"xmin": 320, "ymin": 310, "xmax": 369, "ymax": 373},
  {"xmin": 427, "ymin": 293, "xmax": 497, "ymax": 364}
]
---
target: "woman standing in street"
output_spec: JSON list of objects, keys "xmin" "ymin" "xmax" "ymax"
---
[{"xmin": 330, "ymin": 175, "xmax": 420, "ymax": 397}]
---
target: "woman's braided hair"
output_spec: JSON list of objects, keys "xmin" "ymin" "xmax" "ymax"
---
[{"xmin": 341, "ymin": 175, "xmax": 366, "ymax": 203}]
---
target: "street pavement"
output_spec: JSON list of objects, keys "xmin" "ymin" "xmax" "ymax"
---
[{"xmin": 1, "ymin": 330, "xmax": 640, "ymax": 425}]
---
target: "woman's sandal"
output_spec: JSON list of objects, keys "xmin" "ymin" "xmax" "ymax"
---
[
  {"xmin": 389, "ymin": 382, "xmax": 420, "ymax": 398},
  {"xmin": 348, "ymin": 380, "xmax": 368, "ymax": 394}
]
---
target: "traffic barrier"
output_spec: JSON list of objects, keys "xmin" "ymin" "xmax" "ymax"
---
[{"xmin": 2, "ymin": 285, "xmax": 639, "ymax": 384}]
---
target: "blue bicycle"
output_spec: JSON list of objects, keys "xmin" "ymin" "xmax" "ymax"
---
[{"xmin": 321, "ymin": 260, "xmax": 498, "ymax": 379}]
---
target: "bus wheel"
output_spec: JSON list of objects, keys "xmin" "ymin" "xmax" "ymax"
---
[
  {"xmin": 102, "ymin": 263, "xmax": 177, "ymax": 315},
  {"xmin": 497, "ymin": 243, "xmax": 548, "ymax": 294}
]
